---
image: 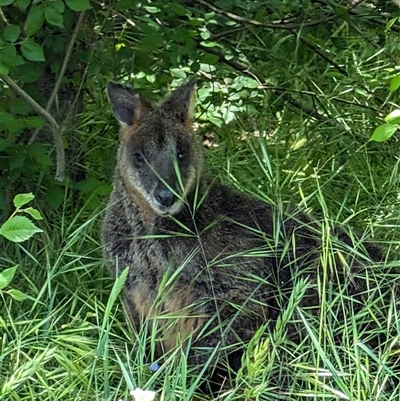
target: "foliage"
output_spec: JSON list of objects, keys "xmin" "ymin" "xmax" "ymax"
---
[
  {"xmin": 0, "ymin": 192, "xmax": 43, "ymax": 242},
  {"xmin": 371, "ymin": 109, "xmax": 400, "ymax": 142},
  {"xmin": 0, "ymin": 192, "xmax": 42, "ymax": 301},
  {"xmin": 0, "ymin": 0, "xmax": 399, "ymax": 218},
  {"xmin": 1, "ymin": 0, "xmax": 400, "ymax": 400}
]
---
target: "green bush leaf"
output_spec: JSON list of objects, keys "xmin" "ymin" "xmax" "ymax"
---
[
  {"xmin": 65, "ymin": 0, "xmax": 92, "ymax": 11},
  {"xmin": 3, "ymin": 25, "xmax": 21, "ymax": 43},
  {"xmin": 0, "ymin": 265, "xmax": 18, "ymax": 290},
  {"xmin": 24, "ymin": 207, "xmax": 43, "ymax": 220},
  {"xmin": 168, "ymin": 3, "xmax": 188, "ymax": 16},
  {"xmin": 45, "ymin": 5, "xmax": 64, "ymax": 28},
  {"xmin": 390, "ymin": 75, "xmax": 400, "ymax": 92},
  {"xmin": 0, "ymin": 61, "xmax": 9, "ymax": 75},
  {"xmin": 242, "ymin": 77, "xmax": 259, "ymax": 89},
  {"xmin": 13, "ymin": 192, "xmax": 35, "ymax": 208},
  {"xmin": 16, "ymin": 0, "xmax": 31, "ymax": 9},
  {"xmin": 45, "ymin": 185, "xmax": 64, "ymax": 209},
  {"xmin": 25, "ymin": 5, "xmax": 45, "ymax": 37},
  {"xmin": 7, "ymin": 289, "xmax": 29, "ymax": 301},
  {"xmin": 170, "ymin": 68, "xmax": 187, "ymax": 79},
  {"xmin": 144, "ymin": 6, "xmax": 160, "ymax": 13},
  {"xmin": 384, "ymin": 109, "xmax": 400, "ymax": 124},
  {"xmin": 0, "ymin": 0, "xmax": 14, "ymax": 5},
  {"xmin": 370, "ymin": 124, "xmax": 399, "ymax": 142},
  {"xmin": 53, "ymin": 0, "xmax": 65, "ymax": 12},
  {"xmin": 21, "ymin": 39, "xmax": 45, "ymax": 61},
  {"xmin": 0, "ymin": 215, "xmax": 42, "ymax": 242},
  {"xmin": 0, "ymin": 44, "xmax": 25, "ymax": 66}
]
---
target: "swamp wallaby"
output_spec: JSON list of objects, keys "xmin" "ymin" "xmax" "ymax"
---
[{"xmin": 101, "ymin": 79, "xmax": 385, "ymax": 388}]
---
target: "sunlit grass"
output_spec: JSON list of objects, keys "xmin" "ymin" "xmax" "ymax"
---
[{"xmin": 1, "ymin": 114, "xmax": 400, "ymax": 401}]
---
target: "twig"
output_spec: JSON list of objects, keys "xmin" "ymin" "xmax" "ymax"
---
[
  {"xmin": 48, "ymin": 12, "xmax": 86, "ymax": 114},
  {"xmin": 0, "ymin": 7, "xmax": 9, "ymax": 25},
  {"xmin": 0, "ymin": 74, "xmax": 65, "ymax": 181},
  {"xmin": 347, "ymin": 20, "xmax": 398, "ymax": 65},
  {"xmin": 296, "ymin": 34, "xmax": 349, "ymax": 77},
  {"xmin": 195, "ymin": 0, "xmax": 339, "ymax": 30},
  {"xmin": 29, "ymin": 11, "xmax": 86, "ymax": 145}
]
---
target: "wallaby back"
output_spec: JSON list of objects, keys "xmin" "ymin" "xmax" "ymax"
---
[{"xmin": 101, "ymin": 79, "xmax": 387, "ymax": 393}]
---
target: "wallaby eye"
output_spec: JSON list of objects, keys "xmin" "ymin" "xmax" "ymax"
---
[{"xmin": 133, "ymin": 152, "xmax": 145, "ymax": 166}]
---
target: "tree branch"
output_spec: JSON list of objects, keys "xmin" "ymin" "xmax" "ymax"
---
[
  {"xmin": 295, "ymin": 33, "xmax": 349, "ymax": 77},
  {"xmin": 195, "ymin": 0, "xmax": 339, "ymax": 30},
  {"xmin": 0, "ymin": 74, "xmax": 65, "ymax": 181},
  {"xmin": 29, "ymin": 11, "xmax": 86, "ymax": 145}
]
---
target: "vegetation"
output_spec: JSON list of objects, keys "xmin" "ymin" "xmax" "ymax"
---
[{"xmin": 1, "ymin": 0, "xmax": 400, "ymax": 400}]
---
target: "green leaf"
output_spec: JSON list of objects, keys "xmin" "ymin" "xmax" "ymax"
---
[
  {"xmin": 199, "ymin": 53, "xmax": 219, "ymax": 66},
  {"xmin": 0, "ymin": 0, "xmax": 14, "ymax": 5},
  {"xmin": 13, "ymin": 192, "xmax": 35, "ymax": 208},
  {"xmin": 369, "ymin": 124, "xmax": 399, "ymax": 142},
  {"xmin": 7, "ymin": 289, "xmax": 29, "ymax": 301},
  {"xmin": 21, "ymin": 39, "xmax": 45, "ymax": 62},
  {"xmin": 0, "ymin": 112, "xmax": 16, "ymax": 132},
  {"xmin": 65, "ymin": 0, "xmax": 92, "ymax": 11},
  {"xmin": 24, "ymin": 116, "xmax": 46, "ymax": 128},
  {"xmin": 242, "ymin": 77, "xmax": 259, "ymax": 89},
  {"xmin": 45, "ymin": 4, "xmax": 64, "ymax": 28},
  {"xmin": 16, "ymin": 0, "xmax": 31, "ymax": 9},
  {"xmin": 190, "ymin": 62, "xmax": 200, "ymax": 73},
  {"xmin": 53, "ymin": 0, "xmax": 65, "ymax": 12},
  {"xmin": 170, "ymin": 68, "xmax": 187, "ymax": 79},
  {"xmin": 208, "ymin": 115, "xmax": 223, "ymax": 127},
  {"xmin": 3, "ymin": 25, "xmax": 21, "ymax": 43},
  {"xmin": 384, "ymin": 109, "xmax": 400, "ymax": 124},
  {"xmin": 25, "ymin": 5, "xmax": 45, "ymax": 37},
  {"xmin": 45, "ymin": 185, "xmax": 64, "ymax": 209},
  {"xmin": 0, "ymin": 265, "xmax": 18, "ymax": 290},
  {"xmin": 0, "ymin": 44, "xmax": 25, "ymax": 66},
  {"xmin": 386, "ymin": 17, "xmax": 399, "ymax": 31},
  {"xmin": 169, "ymin": 3, "xmax": 188, "ymax": 16},
  {"xmin": 390, "ymin": 75, "xmax": 400, "ymax": 92},
  {"xmin": 23, "ymin": 207, "xmax": 43, "ymax": 220},
  {"xmin": 0, "ymin": 215, "xmax": 42, "ymax": 242},
  {"xmin": 0, "ymin": 62, "xmax": 9, "ymax": 75},
  {"xmin": 144, "ymin": 6, "xmax": 160, "ymax": 13},
  {"xmin": 146, "ymin": 74, "xmax": 156, "ymax": 83}
]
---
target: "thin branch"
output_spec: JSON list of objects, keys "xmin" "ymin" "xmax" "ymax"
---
[
  {"xmin": 195, "ymin": 0, "xmax": 339, "ymax": 30},
  {"xmin": 0, "ymin": 7, "xmax": 9, "ymax": 25},
  {"xmin": 347, "ymin": 20, "xmax": 398, "ymax": 65},
  {"xmin": 296, "ymin": 34, "xmax": 349, "ymax": 77},
  {"xmin": 29, "ymin": 11, "xmax": 86, "ymax": 145},
  {"xmin": 48, "ymin": 12, "xmax": 86, "ymax": 113},
  {"xmin": 0, "ymin": 74, "xmax": 65, "ymax": 181}
]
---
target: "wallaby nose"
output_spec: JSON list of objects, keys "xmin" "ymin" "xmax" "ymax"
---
[{"xmin": 155, "ymin": 188, "xmax": 175, "ymax": 207}]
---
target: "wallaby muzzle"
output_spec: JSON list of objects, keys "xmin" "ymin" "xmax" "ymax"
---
[{"xmin": 154, "ymin": 183, "xmax": 176, "ymax": 208}]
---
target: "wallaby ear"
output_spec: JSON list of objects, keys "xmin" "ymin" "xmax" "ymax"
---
[
  {"xmin": 107, "ymin": 81, "xmax": 140, "ymax": 126},
  {"xmin": 161, "ymin": 77, "xmax": 196, "ymax": 127}
]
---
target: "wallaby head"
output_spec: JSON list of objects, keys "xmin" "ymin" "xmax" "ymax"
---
[{"xmin": 107, "ymin": 78, "xmax": 203, "ymax": 216}]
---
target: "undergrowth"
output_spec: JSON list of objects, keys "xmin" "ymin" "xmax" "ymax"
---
[{"xmin": 1, "ymin": 113, "xmax": 400, "ymax": 401}]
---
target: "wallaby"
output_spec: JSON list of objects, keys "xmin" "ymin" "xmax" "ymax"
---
[{"xmin": 101, "ymin": 79, "xmax": 385, "ymax": 391}]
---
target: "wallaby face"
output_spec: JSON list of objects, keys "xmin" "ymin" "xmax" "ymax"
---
[{"xmin": 107, "ymin": 79, "xmax": 202, "ymax": 215}]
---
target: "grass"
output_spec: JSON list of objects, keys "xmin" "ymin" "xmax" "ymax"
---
[{"xmin": 1, "ymin": 109, "xmax": 400, "ymax": 401}]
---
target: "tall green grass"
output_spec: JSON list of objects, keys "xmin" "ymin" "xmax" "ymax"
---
[{"xmin": 1, "ymin": 115, "xmax": 399, "ymax": 401}]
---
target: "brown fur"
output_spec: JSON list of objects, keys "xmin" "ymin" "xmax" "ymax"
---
[{"xmin": 101, "ymin": 79, "xmax": 383, "ymax": 388}]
